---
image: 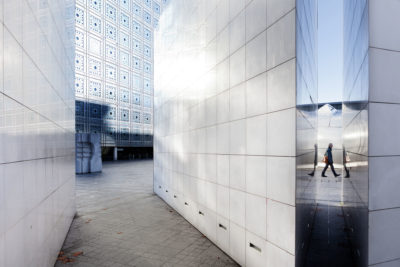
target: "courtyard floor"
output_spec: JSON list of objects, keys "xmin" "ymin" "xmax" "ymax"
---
[{"xmin": 55, "ymin": 160, "xmax": 238, "ymax": 267}]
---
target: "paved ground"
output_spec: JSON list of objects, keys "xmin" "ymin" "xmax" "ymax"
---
[{"xmin": 55, "ymin": 160, "xmax": 238, "ymax": 267}]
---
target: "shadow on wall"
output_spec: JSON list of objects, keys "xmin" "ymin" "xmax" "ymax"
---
[
  {"xmin": 75, "ymin": 100, "xmax": 153, "ymax": 146},
  {"xmin": 102, "ymin": 146, "xmax": 154, "ymax": 161}
]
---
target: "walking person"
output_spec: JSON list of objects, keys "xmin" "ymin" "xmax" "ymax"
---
[{"xmin": 322, "ymin": 143, "xmax": 341, "ymax": 177}]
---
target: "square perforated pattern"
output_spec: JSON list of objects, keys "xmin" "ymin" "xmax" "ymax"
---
[{"xmin": 75, "ymin": 0, "xmax": 159, "ymax": 146}]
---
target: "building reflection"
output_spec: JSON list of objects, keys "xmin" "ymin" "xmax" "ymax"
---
[
  {"xmin": 296, "ymin": 0, "xmax": 368, "ymax": 265},
  {"xmin": 297, "ymin": 102, "xmax": 368, "ymax": 266}
]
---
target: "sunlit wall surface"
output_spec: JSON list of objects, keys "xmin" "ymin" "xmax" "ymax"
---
[
  {"xmin": 295, "ymin": 0, "xmax": 318, "ymax": 265},
  {"xmin": 0, "ymin": 0, "xmax": 76, "ymax": 266},
  {"xmin": 367, "ymin": 0, "xmax": 400, "ymax": 265},
  {"xmin": 154, "ymin": 0, "xmax": 297, "ymax": 265},
  {"xmin": 343, "ymin": 0, "xmax": 369, "ymax": 265},
  {"xmin": 74, "ymin": 0, "xmax": 162, "ymax": 147}
]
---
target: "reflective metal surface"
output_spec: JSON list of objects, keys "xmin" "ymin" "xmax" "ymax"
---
[
  {"xmin": 295, "ymin": 0, "xmax": 318, "ymax": 266},
  {"xmin": 318, "ymin": 103, "xmax": 343, "ymax": 163},
  {"xmin": 343, "ymin": 0, "xmax": 369, "ymax": 265},
  {"xmin": 296, "ymin": 0, "xmax": 369, "ymax": 266}
]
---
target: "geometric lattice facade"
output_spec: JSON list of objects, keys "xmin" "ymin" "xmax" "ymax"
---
[{"xmin": 75, "ymin": 0, "xmax": 162, "ymax": 147}]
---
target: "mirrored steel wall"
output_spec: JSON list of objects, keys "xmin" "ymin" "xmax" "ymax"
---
[
  {"xmin": 295, "ymin": 0, "xmax": 318, "ymax": 265},
  {"xmin": 296, "ymin": 0, "xmax": 369, "ymax": 266},
  {"xmin": 342, "ymin": 0, "xmax": 369, "ymax": 265}
]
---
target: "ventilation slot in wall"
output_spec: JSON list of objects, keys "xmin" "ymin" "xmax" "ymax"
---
[
  {"xmin": 249, "ymin": 243, "xmax": 261, "ymax": 253},
  {"xmin": 218, "ymin": 223, "xmax": 227, "ymax": 230},
  {"xmin": 184, "ymin": 202, "xmax": 189, "ymax": 206},
  {"xmin": 198, "ymin": 211, "xmax": 204, "ymax": 216}
]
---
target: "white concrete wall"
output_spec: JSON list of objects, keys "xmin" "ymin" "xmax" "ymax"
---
[
  {"xmin": 154, "ymin": 0, "xmax": 296, "ymax": 265},
  {"xmin": 0, "ymin": 0, "xmax": 76, "ymax": 266},
  {"xmin": 368, "ymin": 0, "xmax": 400, "ymax": 266}
]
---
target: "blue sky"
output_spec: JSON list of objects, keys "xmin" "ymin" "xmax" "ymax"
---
[{"xmin": 318, "ymin": 0, "xmax": 343, "ymax": 103}]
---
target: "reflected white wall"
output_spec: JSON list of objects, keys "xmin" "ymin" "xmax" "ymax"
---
[
  {"xmin": 0, "ymin": 0, "xmax": 76, "ymax": 266},
  {"xmin": 154, "ymin": 0, "xmax": 297, "ymax": 265}
]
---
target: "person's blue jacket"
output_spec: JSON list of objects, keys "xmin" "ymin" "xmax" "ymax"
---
[{"xmin": 326, "ymin": 147, "xmax": 333, "ymax": 164}]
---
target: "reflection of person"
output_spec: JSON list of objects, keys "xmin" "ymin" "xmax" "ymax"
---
[
  {"xmin": 343, "ymin": 146, "xmax": 350, "ymax": 178},
  {"xmin": 308, "ymin": 144, "xmax": 318, "ymax": 177},
  {"xmin": 322, "ymin": 143, "xmax": 341, "ymax": 177}
]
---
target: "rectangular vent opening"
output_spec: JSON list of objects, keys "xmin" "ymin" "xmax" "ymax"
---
[
  {"xmin": 219, "ymin": 223, "xmax": 227, "ymax": 230},
  {"xmin": 249, "ymin": 243, "xmax": 261, "ymax": 253}
]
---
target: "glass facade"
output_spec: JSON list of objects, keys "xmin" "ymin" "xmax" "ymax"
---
[{"xmin": 74, "ymin": 0, "xmax": 162, "ymax": 147}]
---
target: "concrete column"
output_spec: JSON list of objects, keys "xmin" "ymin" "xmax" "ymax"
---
[{"xmin": 113, "ymin": 146, "xmax": 118, "ymax": 161}]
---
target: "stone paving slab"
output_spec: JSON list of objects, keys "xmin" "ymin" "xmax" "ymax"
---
[{"xmin": 55, "ymin": 160, "xmax": 238, "ymax": 267}]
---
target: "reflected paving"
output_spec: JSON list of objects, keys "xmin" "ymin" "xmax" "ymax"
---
[{"xmin": 297, "ymin": 166, "xmax": 366, "ymax": 266}]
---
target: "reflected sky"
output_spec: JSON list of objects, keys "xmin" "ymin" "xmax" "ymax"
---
[{"xmin": 318, "ymin": 0, "xmax": 343, "ymax": 103}]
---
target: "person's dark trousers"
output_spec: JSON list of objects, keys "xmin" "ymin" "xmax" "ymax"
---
[{"xmin": 322, "ymin": 163, "xmax": 338, "ymax": 176}]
